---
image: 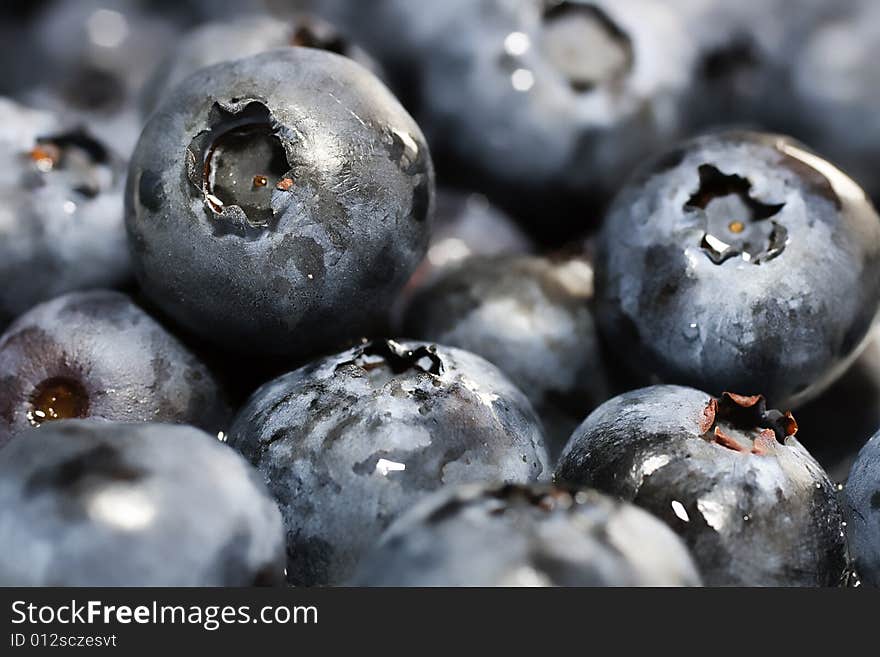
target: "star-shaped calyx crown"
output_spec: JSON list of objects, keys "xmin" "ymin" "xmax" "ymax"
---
[{"xmin": 685, "ymin": 164, "xmax": 787, "ymax": 265}]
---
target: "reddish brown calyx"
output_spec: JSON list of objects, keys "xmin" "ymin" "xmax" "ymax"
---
[
  {"xmin": 751, "ymin": 429, "xmax": 779, "ymax": 456},
  {"xmin": 712, "ymin": 426, "xmax": 747, "ymax": 452},
  {"xmin": 724, "ymin": 392, "xmax": 762, "ymax": 407},
  {"xmin": 699, "ymin": 391, "xmax": 797, "ymax": 454},
  {"xmin": 28, "ymin": 143, "xmax": 61, "ymax": 172},
  {"xmin": 699, "ymin": 397, "xmax": 718, "ymax": 434}
]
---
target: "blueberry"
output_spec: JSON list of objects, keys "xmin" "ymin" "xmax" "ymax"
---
[
  {"xmin": 756, "ymin": 0, "xmax": 880, "ymax": 200},
  {"xmin": 403, "ymin": 254, "xmax": 609, "ymax": 455},
  {"xmin": 0, "ymin": 290, "xmax": 230, "ymax": 447},
  {"xmin": 673, "ymin": 0, "xmax": 822, "ymax": 132},
  {"xmin": 844, "ymin": 431, "xmax": 880, "ymax": 587},
  {"xmin": 0, "ymin": 98, "xmax": 130, "ymax": 329},
  {"xmin": 228, "ymin": 339, "xmax": 549, "ymax": 585},
  {"xmin": 677, "ymin": 1, "xmax": 880, "ymax": 201},
  {"xmin": 126, "ymin": 49, "xmax": 433, "ymax": 359},
  {"xmin": 595, "ymin": 131, "xmax": 880, "ymax": 408},
  {"xmin": 15, "ymin": 1, "xmax": 190, "ymax": 158},
  {"xmin": 142, "ymin": 14, "xmax": 382, "ymax": 116},
  {"xmin": 266, "ymin": 1, "xmax": 417, "ymax": 81},
  {"xmin": 329, "ymin": 0, "xmax": 696, "ymax": 239},
  {"xmin": 555, "ymin": 385, "xmax": 848, "ymax": 586},
  {"xmin": 351, "ymin": 482, "xmax": 701, "ymax": 586},
  {"xmin": 0, "ymin": 420, "xmax": 285, "ymax": 586}
]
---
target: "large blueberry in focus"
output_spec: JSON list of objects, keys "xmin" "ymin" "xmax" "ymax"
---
[
  {"xmin": 228, "ymin": 339, "xmax": 549, "ymax": 585},
  {"xmin": 126, "ymin": 49, "xmax": 433, "ymax": 359},
  {"xmin": 555, "ymin": 385, "xmax": 848, "ymax": 586},
  {"xmin": 0, "ymin": 420, "xmax": 285, "ymax": 586},
  {"xmin": 142, "ymin": 14, "xmax": 381, "ymax": 115},
  {"xmin": 844, "ymin": 431, "xmax": 880, "ymax": 587},
  {"xmin": 0, "ymin": 290, "xmax": 230, "ymax": 447},
  {"xmin": 352, "ymin": 483, "xmax": 701, "ymax": 586},
  {"xmin": 0, "ymin": 98, "xmax": 129, "ymax": 329},
  {"xmin": 596, "ymin": 131, "xmax": 880, "ymax": 408},
  {"xmin": 403, "ymin": 254, "xmax": 609, "ymax": 455}
]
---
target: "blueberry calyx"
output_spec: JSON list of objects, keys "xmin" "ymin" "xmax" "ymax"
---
[
  {"xmin": 685, "ymin": 164, "xmax": 787, "ymax": 265},
  {"xmin": 186, "ymin": 99, "xmax": 294, "ymax": 237},
  {"xmin": 700, "ymin": 392, "xmax": 797, "ymax": 454},
  {"xmin": 26, "ymin": 376, "xmax": 90, "ymax": 428},
  {"xmin": 540, "ymin": 1, "xmax": 633, "ymax": 93},
  {"xmin": 336, "ymin": 339, "xmax": 444, "ymax": 376},
  {"xmin": 32, "ymin": 130, "xmax": 110, "ymax": 167},
  {"xmin": 25, "ymin": 129, "xmax": 113, "ymax": 198}
]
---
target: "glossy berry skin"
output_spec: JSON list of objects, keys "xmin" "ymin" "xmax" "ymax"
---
[
  {"xmin": 403, "ymin": 254, "xmax": 608, "ymax": 455},
  {"xmin": 0, "ymin": 290, "xmax": 230, "ymax": 447},
  {"xmin": 0, "ymin": 98, "xmax": 130, "ymax": 329},
  {"xmin": 844, "ymin": 431, "xmax": 880, "ymax": 587},
  {"xmin": 0, "ymin": 421, "xmax": 285, "ymax": 586},
  {"xmin": 228, "ymin": 339, "xmax": 549, "ymax": 586},
  {"xmin": 142, "ymin": 14, "xmax": 381, "ymax": 115},
  {"xmin": 595, "ymin": 131, "xmax": 880, "ymax": 408},
  {"xmin": 126, "ymin": 49, "xmax": 433, "ymax": 359},
  {"xmin": 555, "ymin": 385, "xmax": 848, "ymax": 587},
  {"xmin": 351, "ymin": 483, "xmax": 702, "ymax": 587}
]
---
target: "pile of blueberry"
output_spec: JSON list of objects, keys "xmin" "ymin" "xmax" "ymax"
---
[{"xmin": 3, "ymin": 0, "xmax": 880, "ymax": 588}]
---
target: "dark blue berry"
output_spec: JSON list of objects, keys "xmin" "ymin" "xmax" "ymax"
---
[
  {"xmin": 352, "ymin": 482, "xmax": 702, "ymax": 586},
  {"xmin": 0, "ymin": 290, "xmax": 230, "ymax": 447},
  {"xmin": 126, "ymin": 49, "xmax": 433, "ymax": 359},
  {"xmin": 595, "ymin": 131, "xmax": 880, "ymax": 408},
  {"xmin": 228, "ymin": 339, "xmax": 549, "ymax": 585},
  {"xmin": 555, "ymin": 385, "xmax": 848, "ymax": 586},
  {"xmin": 0, "ymin": 420, "xmax": 285, "ymax": 586}
]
